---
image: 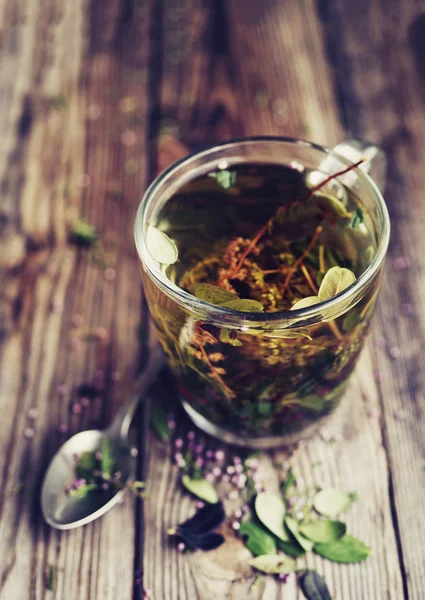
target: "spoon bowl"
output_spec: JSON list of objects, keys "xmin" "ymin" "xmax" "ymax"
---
[{"xmin": 41, "ymin": 348, "xmax": 163, "ymax": 529}]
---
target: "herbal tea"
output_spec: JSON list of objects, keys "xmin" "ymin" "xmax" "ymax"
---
[{"xmin": 141, "ymin": 161, "xmax": 380, "ymax": 446}]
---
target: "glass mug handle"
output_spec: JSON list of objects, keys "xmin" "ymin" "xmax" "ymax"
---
[{"xmin": 329, "ymin": 139, "xmax": 387, "ymax": 193}]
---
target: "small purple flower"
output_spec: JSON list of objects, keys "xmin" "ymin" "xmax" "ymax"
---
[
  {"xmin": 80, "ymin": 397, "xmax": 90, "ymax": 407},
  {"xmin": 212, "ymin": 467, "xmax": 221, "ymax": 477},
  {"xmin": 102, "ymin": 482, "xmax": 109, "ymax": 490},
  {"xmin": 113, "ymin": 471, "xmax": 122, "ymax": 480},
  {"xmin": 168, "ymin": 419, "xmax": 176, "ymax": 430},
  {"xmin": 95, "ymin": 369, "xmax": 105, "ymax": 380},
  {"xmin": 394, "ymin": 409, "xmax": 406, "ymax": 421},
  {"xmin": 196, "ymin": 501, "xmax": 205, "ymax": 509},
  {"xmin": 228, "ymin": 490, "xmax": 238, "ymax": 500},
  {"xmin": 177, "ymin": 542, "xmax": 185, "ymax": 552},
  {"xmin": 237, "ymin": 474, "xmax": 247, "ymax": 489},
  {"xmin": 233, "ymin": 509, "xmax": 242, "ymax": 519},
  {"xmin": 215, "ymin": 450, "xmax": 225, "ymax": 461},
  {"xmin": 389, "ymin": 346, "xmax": 401, "ymax": 360},
  {"xmin": 278, "ymin": 573, "xmax": 289, "ymax": 583},
  {"xmin": 71, "ymin": 313, "xmax": 84, "ymax": 328},
  {"xmin": 187, "ymin": 431, "xmax": 195, "ymax": 440},
  {"xmin": 367, "ymin": 407, "xmax": 379, "ymax": 419},
  {"xmin": 57, "ymin": 424, "xmax": 68, "ymax": 434},
  {"xmin": 95, "ymin": 451, "xmax": 103, "ymax": 460},
  {"xmin": 104, "ymin": 267, "xmax": 117, "ymax": 281},
  {"xmin": 231, "ymin": 520, "xmax": 240, "ymax": 530},
  {"xmin": 206, "ymin": 450, "xmax": 213, "ymax": 459},
  {"xmin": 56, "ymin": 384, "xmax": 68, "ymax": 396},
  {"xmin": 195, "ymin": 457, "xmax": 204, "ymax": 468},
  {"xmin": 130, "ymin": 447, "xmax": 138, "ymax": 457},
  {"xmin": 72, "ymin": 402, "xmax": 82, "ymax": 415},
  {"xmin": 194, "ymin": 444, "xmax": 203, "ymax": 454},
  {"xmin": 226, "ymin": 466, "xmax": 235, "ymax": 475},
  {"xmin": 246, "ymin": 457, "xmax": 258, "ymax": 469},
  {"xmin": 393, "ymin": 256, "xmax": 409, "ymax": 271},
  {"xmin": 27, "ymin": 408, "xmax": 38, "ymax": 420},
  {"xmin": 205, "ymin": 472, "xmax": 215, "ymax": 482},
  {"xmin": 24, "ymin": 428, "xmax": 35, "ymax": 439},
  {"xmin": 111, "ymin": 370, "xmax": 122, "ymax": 382},
  {"xmin": 234, "ymin": 463, "xmax": 243, "ymax": 473},
  {"xmin": 174, "ymin": 438, "xmax": 184, "ymax": 449},
  {"xmin": 233, "ymin": 456, "xmax": 241, "ymax": 465}
]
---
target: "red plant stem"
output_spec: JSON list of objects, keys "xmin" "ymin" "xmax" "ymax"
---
[
  {"xmin": 221, "ymin": 158, "xmax": 365, "ymax": 283},
  {"xmin": 280, "ymin": 224, "xmax": 323, "ymax": 296}
]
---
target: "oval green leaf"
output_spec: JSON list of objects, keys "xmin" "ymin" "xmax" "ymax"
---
[
  {"xmin": 314, "ymin": 535, "xmax": 371, "ymax": 563},
  {"xmin": 181, "ymin": 475, "xmax": 219, "ymax": 504},
  {"xmin": 249, "ymin": 554, "xmax": 296, "ymax": 574},
  {"xmin": 299, "ymin": 520, "xmax": 346, "ymax": 543},
  {"xmin": 277, "ymin": 539, "xmax": 306, "ymax": 558},
  {"xmin": 313, "ymin": 489, "xmax": 354, "ymax": 517},
  {"xmin": 291, "ymin": 296, "xmax": 321, "ymax": 311},
  {"xmin": 255, "ymin": 492, "xmax": 289, "ymax": 542},
  {"xmin": 239, "ymin": 521, "xmax": 277, "ymax": 556},
  {"xmin": 219, "ymin": 298, "xmax": 264, "ymax": 312},
  {"xmin": 300, "ymin": 571, "xmax": 332, "ymax": 600},
  {"xmin": 318, "ymin": 267, "xmax": 356, "ymax": 301},
  {"xmin": 314, "ymin": 191, "xmax": 351, "ymax": 219},
  {"xmin": 193, "ymin": 283, "xmax": 238, "ymax": 305},
  {"xmin": 285, "ymin": 516, "xmax": 314, "ymax": 552},
  {"xmin": 146, "ymin": 225, "xmax": 178, "ymax": 265}
]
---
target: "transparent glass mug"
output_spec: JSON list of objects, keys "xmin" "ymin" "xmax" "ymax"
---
[{"xmin": 134, "ymin": 137, "xmax": 389, "ymax": 448}]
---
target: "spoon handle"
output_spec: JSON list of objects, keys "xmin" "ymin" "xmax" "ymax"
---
[{"xmin": 106, "ymin": 345, "xmax": 164, "ymax": 441}]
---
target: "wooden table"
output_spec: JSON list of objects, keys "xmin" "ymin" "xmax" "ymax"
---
[{"xmin": 0, "ymin": 1, "xmax": 424, "ymax": 598}]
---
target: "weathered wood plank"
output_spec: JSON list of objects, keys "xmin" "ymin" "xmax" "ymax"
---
[
  {"xmin": 143, "ymin": 1, "xmax": 405, "ymax": 599},
  {"xmin": 319, "ymin": 1, "xmax": 425, "ymax": 596},
  {"xmin": 0, "ymin": 0, "xmax": 150, "ymax": 598}
]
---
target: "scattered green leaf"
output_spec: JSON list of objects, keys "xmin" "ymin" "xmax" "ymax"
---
[
  {"xmin": 182, "ymin": 474, "xmax": 219, "ymax": 504},
  {"xmin": 68, "ymin": 483, "xmax": 100, "ymax": 499},
  {"xmin": 318, "ymin": 266, "xmax": 356, "ymax": 301},
  {"xmin": 313, "ymin": 488, "xmax": 355, "ymax": 518},
  {"xmin": 299, "ymin": 520, "xmax": 346, "ymax": 543},
  {"xmin": 285, "ymin": 516, "xmax": 314, "ymax": 552},
  {"xmin": 150, "ymin": 403, "xmax": 170, "ymax": 442},
  {"xmin": 277, "ymin": 539, "xmax": 306, "ymax": 558},
  {"xmin": 193, "ymin": 283, "xmax": 238, "ymax": 305},
  {"xmin": 146, "ymin": 225, "xmax": 178, "ymax": 265},
  {"xmin": 314, "ymin": 535, "xmax": 371, "ymax": 563},
  {"xmin": 208, "ymin": 169, "xmax": 237, "ymax": 189},
  {"xmin": 255, "ymin": 492, "xmax": 289, "ymax": 542},
  {"xmin": 239, "ymin": 521, "xmax": 277, "ymax": 556},
  {"xmin": 249, "ymin": 554, "xmax": 296, "ymax": 574},
  {"xmin": 219, "ymin": 298, "xmax": 264, "ymax": 312},
  {"xmin": 49, "ymin": 95, "xmax": 68, "ymax": 111},
  {"xmin": 70, "ymin": 219, "xmax": 97, "ymax": 247},
  {"xmin": 46, "ymin": 565, "xmax": 57, "ymax": 591},
  {"xmin": 300, "ymin": 570, "xmax": 332, "ymax": 600}
]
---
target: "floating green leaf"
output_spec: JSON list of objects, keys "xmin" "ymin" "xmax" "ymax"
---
[
  {"xmin": 208, "ymin": 169, "xmax": 237, "ymax": 189},
  {"xmin": 313, "ymin": 488, "xmax": 355, "ymax": 517},
  {"xmin": 150, "ymin": 403, "xmax": 170, "ymax": 442},
  {"xmin": 285, "ymin": 516, "xmax": 314, "ymax": 552},
  {"xmin": 219, "ymin": 328, "xmax": 243, "ymax": 346},
  {"xmin": 291, "ymin": 296, "xmax": 321, "ymax": 311},
  {"xmin": 277, "ymin": 539, "xmax": 305, "ymax": 558},
  {"xmin": 297, "ymin": 395, "xmax": 326, "ymax": 412},
  {"xmin": 146, "ymin": 225, "xmax": 178, "ymax": 265},
  {"xmin": 314, "ymin": 535, "xmax": 371, "ymax": 563},
  {"xmin": 239, "ymin": 521, "xmax": 277, "ymax": 556},
  {"xmin": 350, "ymin": 207, "xmax": 364, "ymax": 229},
  {"xmin": 75, "ymin": 451, "xmax": 97, "ymax": 481},
  {"xmin": 182, "ymin": 475, "xmax": 219, "ymax": 504},
  {"xmin": 318, "ymin": 267, "xmax": 356, "ymax": 301},
  {"xmin": 193, "ymin": 283, "xmax": 237, "ymax": 305},
  {"xmin": 249, "ymin": 554, "xmax": 296, "ymax": 574},
  {"xmin": 219, "ymin": 298, "xmax": 264, "ymax": 312},
  {"xmin": 101, "ymin": 438, "xmax": 115, "ymax": 479},
  {"xmin": 263, "ymin": 328, "xmax": 312, "ymax": 340},
  {"xmin": 299, "ymin": 520, "xmax": 346, "ymax": 543},
  {"xmin": 314, "ymin": 191, "xmax": 351, "ymax": 219},
  {"xmin": 255, "ymin": 492, "xmax": 289, "ymax": 542},
  {"xmin": 300, "ymin": 571, "xmax": 332, "ymax": 600}
]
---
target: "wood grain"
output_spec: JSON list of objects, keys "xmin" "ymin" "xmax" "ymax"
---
[
  {"xmin": 0, "ymin": 0, "xmax": 150, "ymax": 598},
  {"xmin": 0, "ymin": 0, "xmax": 424, "ymax": 598},
  {"xmin": 143, "ymin": 1, "xmax": 405, "ymax": 599}
]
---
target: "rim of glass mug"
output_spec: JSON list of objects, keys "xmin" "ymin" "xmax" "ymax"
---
[{"xmin": 134, "ymin": 136, "xmax": 390, "ymax": 329}]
